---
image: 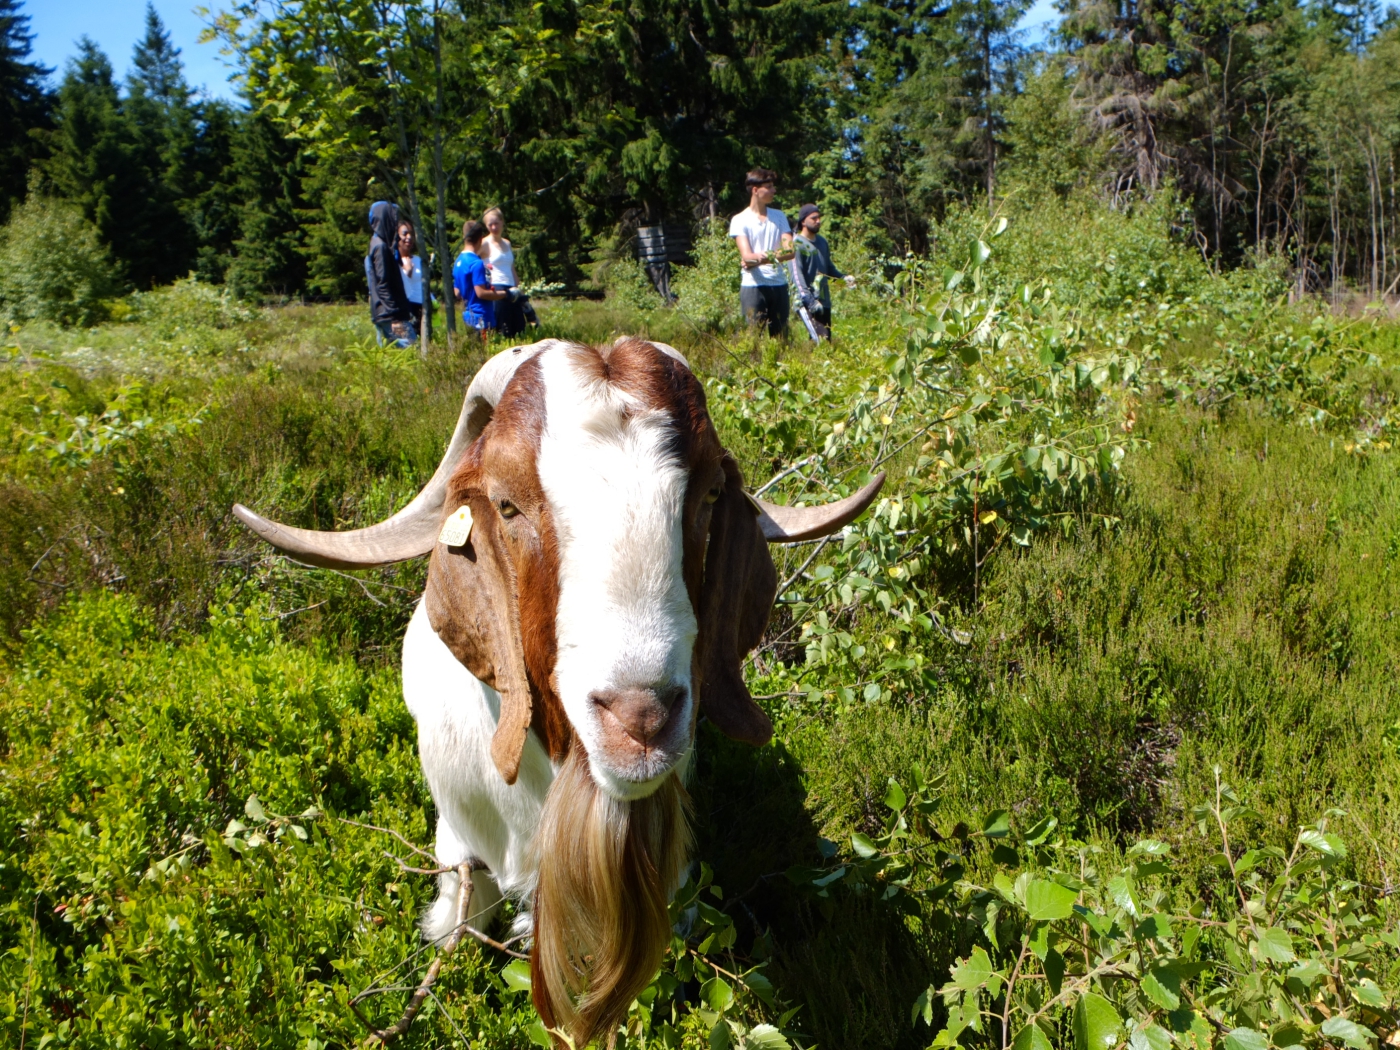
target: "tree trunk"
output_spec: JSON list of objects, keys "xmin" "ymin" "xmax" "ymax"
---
[{"xmin": 432, "ymin": 3, "xmax": 456, "ymax": 339}]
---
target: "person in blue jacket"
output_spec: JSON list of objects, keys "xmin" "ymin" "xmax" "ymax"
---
[
  {"xmin": 365, "ymin": 201, "xmax": 416, "ymax": 347},
  {"xmin": 453, "ymin": 220, "xmax": 506, "ymax": 343}
]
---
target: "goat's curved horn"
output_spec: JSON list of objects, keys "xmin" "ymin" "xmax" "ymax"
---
[
  {"xmin": 232, "ymin": 340, "xmax": 560, "ymax": 570},
  {"xmin": 752, "ymin": 472, "xmax": 886, "ymax": 544}
]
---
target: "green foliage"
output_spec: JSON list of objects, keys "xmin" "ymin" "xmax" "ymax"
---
[
  {"xmin": 670, "ymin": 221, "xmax": 744, "ymax": 334},
  {"xmin": 603, "ymin": 256, "xmax": 664, "ymax": 314},
  {"xmin": 0, "ymin": 590, "xmax": 547, "ymax": 1049},
  {"xmin": 0, "ymin": 0, "xmax": 51, "ymax": 225},
  {"xmin": 0, "ymin": 192, "xmax": 117, "ymax": 327},
  {"xmin": 124, "ymin": 276, "xmax": 256, "ymax": 338},
  {"xmin": 927, "ymin": 193, "xmax": 1208, "ymax": 312},
  {"xmin": 2, "ymin": 196, "xmax": 1400, "ymax": 1049},
  {"xmin": 793, "ymin": 766, "xmax": 1399, "ymax": 1050}
]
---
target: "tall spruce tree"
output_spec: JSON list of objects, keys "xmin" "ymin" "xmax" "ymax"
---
[
  {"xmin": 45, "ymin": 39, "xmax": 173, "ymax": 288},
  {"xmin": 0, "ymin": 0, "xmax": 52, "ymax": 222},
  {"xmin": 125, "ymin": 4, "xmax": 200, "ymax": 283}
]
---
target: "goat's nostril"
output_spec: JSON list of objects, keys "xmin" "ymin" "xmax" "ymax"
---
[{"xmin": 590, "ymin": 685, "xmax": 685, "ymax": 746}]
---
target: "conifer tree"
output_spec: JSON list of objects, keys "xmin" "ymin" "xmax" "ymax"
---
[
  {"xmin": 0, "ymin": 0, "xmax": 52, "ymax": 222},
  {"xmin": 44, "ymin": 39, "xmax": 175, "ymax": 288}
]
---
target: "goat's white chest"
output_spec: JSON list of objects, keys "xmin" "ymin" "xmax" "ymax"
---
[{"xmin": 401, "ymin": 601, "xmax": 554, "ymax": 938}]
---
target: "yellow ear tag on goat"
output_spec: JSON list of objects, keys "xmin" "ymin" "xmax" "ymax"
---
[{"xmin": 438, "ymin": 506, "xmax": 473, "ymax": 547}]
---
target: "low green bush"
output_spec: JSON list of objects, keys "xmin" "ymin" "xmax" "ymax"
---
[
  {"xmin": 790, "ymin": 768, "xmax": 1399, "ymax": 1050},
  {"xmin": 0, "ymin": 195, "xmax": 118, "ymax": 328},
  {"xmin": 0, "ymin": 590, "xmax": 544, "ymax": 1049}
]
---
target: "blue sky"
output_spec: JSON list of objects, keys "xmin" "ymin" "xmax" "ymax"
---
[
  {"xmin": 27, "ymin": 0, "xmax": 240, "ymax": 100},
  {"xmin": 26, "ymin": 0, "xmax": 1061, "ymax": 106}
]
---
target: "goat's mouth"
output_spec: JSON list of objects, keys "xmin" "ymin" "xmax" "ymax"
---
[{"xmin": 587, "ymin": 694, "xmax": 693, "ymax": 800}]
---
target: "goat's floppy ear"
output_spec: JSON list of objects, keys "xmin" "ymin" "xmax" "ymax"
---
[
  {"xmin": 696, "ymin": 454, "xmax": 779, "ymax": 745},
  {"xmin": 424, "ymin": 496, "xmax": 534, "ymax": 784}
]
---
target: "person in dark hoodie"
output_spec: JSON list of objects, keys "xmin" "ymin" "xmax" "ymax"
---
[{"xmin": 366, "ymin": 201, "xmax": 416, "ymax": 347}]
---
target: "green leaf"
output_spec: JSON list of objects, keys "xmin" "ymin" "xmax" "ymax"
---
[
  {"xmin": 1225, "ymin": 1028, "xmax": 1268, "ymax": 1050},
  {"xmin": 1320, "ymin": 1017, "xmax": 1377, "ymax": 1050},
  {"xmin": 884, "ymin": 778, "xmax": 907, "ymax": 811},
  {"xmin": 501, "ymin": 959, "xmax": 532, "ymax": 992},
  {"xmin": 912, "ymin": 985, "xmax": 934, "ymax": 1026},
  {"xmin": 527, "ymin": 1020, "xmax": 554, "ymax": 1048},
  {"xmin": 1254, "ymin": 926, "xmax": 1296, "ymax": 964},
  {"xmin": 1044, "ymin": 949, "xmax": 1065, "ymax": 996},
  {"xmin": 244, "ymin": 795, "xmax": 268, "ymax": 822},
  {"xmin": 744, "ymin": 971, "xmax": 775, "ymax": 1005},
  {"xmin": 1353, "ymin": 978, "xmax": 1387, "ymax": 1008},
  {"xmin": 1135, "ymin": 914, "xmax": 1174, "ymax": 941},
  {"xmin": 1023, "ymin": 815, "xmax": 1058, "ymax": 846},
  {"xmin": 1140, "ymin": 967, "xmax": 1181, "ymax": 1011},
  {"xmin": 1130, "ymin": 1024, "xmax": 1173, "ymax": 1050},
  {"xmin": 949, "ymin": 946, "xmax": 997, "ymax": 992},
  {"xmin": 851, "ymin": 832, "xmax": 878, "ymax": 859},
  {"xmin": 1025, "ymin": 879, "xmax": 1078, "ymax": 921},
  {"xmin": 1013, "ymin": 1023, "xmax": 1053, "ymax": 1050},
  {"xmin": 1298, "ymin": 829, "xmax": 1347, "ymax": 858},
  {"xmin": 1287, "ymin": 958, "xmax": 1327, "ymax": 986},
  {"xmin": 1072, "ymin": 993, "xmax": 1123, "ymax": 1050},
  {"xmin": 1107, "ymin": 875, "xmax": 1139, "ymax": 917},
  {"xmin": 1180, "ymin": 924, "xmax": 1200, "ymax": 958},
  {"xmin": 993, "ymin": 872, "xmax": 1019, "ymax": 904},
  {"xmin": 710, "ymin": 1019, "xmax": 733, "ymax": 1050},
  {"xmin": 744, "ymin": 1024, "xmax": 790, "ymax": 1050},
  {"xmin": 702, "ymin": 977, "xmax": 734, "ymax": 1013},
  {"xmin": 981, "ymin": 810, "xmax": 1011, "ymax": 838}
]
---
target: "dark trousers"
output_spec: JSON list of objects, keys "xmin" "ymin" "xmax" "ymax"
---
[
  {"xmin": 740, "ymin": 284, "xmax": 790, "ymax": 337},
  {"xmin": 492, "ymin": 294, "xmax": 528, "ymax": 337}
]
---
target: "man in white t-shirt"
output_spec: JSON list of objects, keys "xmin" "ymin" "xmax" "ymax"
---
[{"xmin": 728, "ymin": 167, "xmax": 794, "ymax": 337}]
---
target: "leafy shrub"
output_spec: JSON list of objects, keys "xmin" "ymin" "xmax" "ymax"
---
[
  {"xmin": 603, "ymin": 256, "xmax": 665, "ymax": 312},
  {"xmin": 671, "ymin": 220, "xmax": 743, "ymax": 333},
  {"xmin": 790, "ymin": 767, "xmax": 1399, "ymax": 1050},
  {"xmin": 123, "ymin": 276, "xmax": 257, "ymax": 338},
  {"xmin": 925, "ymin": 191, "xmax": 1207, "ymax": 313},
  {"xmin": 0, "ymin": 194, "xmax": 118, "ymax": 328}
]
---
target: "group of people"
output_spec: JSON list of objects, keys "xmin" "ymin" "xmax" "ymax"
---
[
  {"xmin": 368, "ymin": 169, "xmax": 851, "ymax": 348},
  {"xmin": 728, "ymin": 166, "xmax": 856, "ymax": 341},
  {"xmin": 366, "ymin": 201, "xmax": 534, "ymax": 348}
]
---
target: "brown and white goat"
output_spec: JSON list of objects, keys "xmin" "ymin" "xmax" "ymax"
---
[{"xmin": 233, "ymin": 338, "xmax": 883, "ymax": 1047}]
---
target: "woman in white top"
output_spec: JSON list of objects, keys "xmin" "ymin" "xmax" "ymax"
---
[
  {"xmin": 483, "ymin": 207, "xmax": 528, "ymax": 336},
  {"xmin": 396, "ymin": 221, "xmax": 425, "ymax": 330}
]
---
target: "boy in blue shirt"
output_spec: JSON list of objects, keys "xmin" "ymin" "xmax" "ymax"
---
[{"xmin": 453, "ymin": 220, "xmax": 506, "ymax": 342}]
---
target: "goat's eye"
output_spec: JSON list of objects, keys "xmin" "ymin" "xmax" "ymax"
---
[
  {"xmin": 703, "ymin": 486, "xmax": 721, "ymax": 505},
  {"xmin": 497, "ymin": 499, "xmax": 520, "ymax": 519}
]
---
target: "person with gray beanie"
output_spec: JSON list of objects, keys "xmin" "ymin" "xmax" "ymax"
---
[{"xmin": 790, "ymin": 203, "xmax": 856, "ymax": 339}]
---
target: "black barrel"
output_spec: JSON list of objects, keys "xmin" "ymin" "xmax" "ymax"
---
[{"xmin": 636, "ymin": 224, "xmax": 693, "ymax": 264}]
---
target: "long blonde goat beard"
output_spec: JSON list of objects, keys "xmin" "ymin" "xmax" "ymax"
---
[{"xmin": 531, "ymin": 743, "xmax": 691, "ymax": 1049}]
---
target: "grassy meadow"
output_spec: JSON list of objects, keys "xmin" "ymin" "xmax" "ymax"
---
[{"xmin": 1, "ymin": 204, "xmax": 1398, "ymax": 1050}]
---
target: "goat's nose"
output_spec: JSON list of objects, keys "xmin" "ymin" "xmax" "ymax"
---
[{"xmin": 590, "ymin": 684, "xmax": 686, "ymax": 746}]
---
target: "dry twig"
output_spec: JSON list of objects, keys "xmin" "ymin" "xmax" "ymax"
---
[{"xmin": 355, "ymin": 862, "xmax": 477, "ymax": 1045}]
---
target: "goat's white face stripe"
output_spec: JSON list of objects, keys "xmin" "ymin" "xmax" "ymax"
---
[{"xmin": 535, "ymin": 347, "xmax": 697, "ymax": 799}]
